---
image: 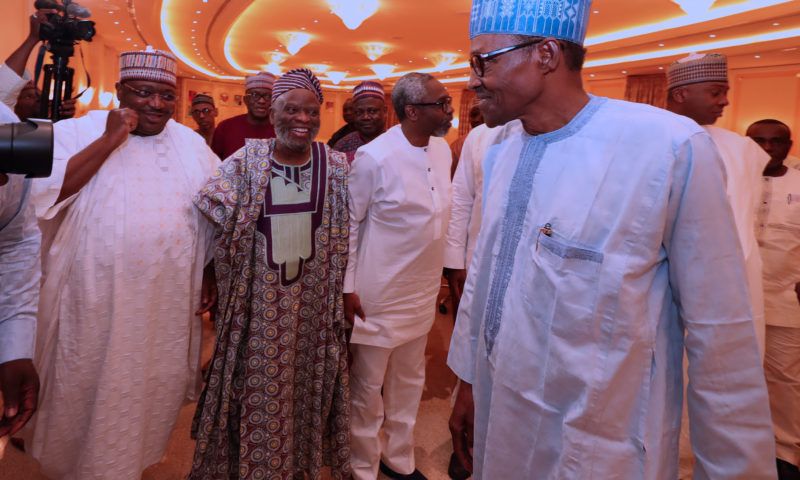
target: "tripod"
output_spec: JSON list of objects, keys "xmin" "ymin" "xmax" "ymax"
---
[{"xmin": 38, "ymin": 42, "xmax": 74, "ymax": 122}]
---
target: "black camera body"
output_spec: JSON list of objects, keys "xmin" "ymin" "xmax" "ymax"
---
[{"xmin": 36, "ymin": 0, "xmax": 95, "ymax": 54}]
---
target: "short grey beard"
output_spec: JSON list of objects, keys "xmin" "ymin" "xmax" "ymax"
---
[
  {"xmin": 432, "ymin": 123, "xmax": 451, "ymax": 138},
  {"xmin": 275, "ymin": 124, "xmax": 320, "ymax": 152}
]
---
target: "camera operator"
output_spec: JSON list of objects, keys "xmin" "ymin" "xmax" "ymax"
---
[
  {"xmin": 0, "ymin": 99, "xmax": 41, "ymax": 439},
  {"xmin": 1, "ymin": 10, "xmax": 76, "ymax": 120}
]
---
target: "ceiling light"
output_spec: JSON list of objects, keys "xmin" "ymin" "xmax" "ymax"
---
[
  {"xmin": 659, "ymin": 43, "xmax": 665, "ymax": 46},
  {"xmin": 263, "ymin": 52, "xmax": 288, "ymax": 64},
  {"xmin": 114, "ymin": 21, "xmax": 119, "ymax": 24},
  {"xmin": 658, "ymin": 66, "xmax": 664, "ymax": 69},
  {"xmin": 589, "ymin": 73, "xmax": 596, "ymax": 77},
  {"xmin": 126, "ymin": 38, "xmax": 131, "ymax": 41},
  {"xmin": 671, "ymin": 0, "xmax": 715, "ymax": 17},
  {"xmin": 326, "ymin": 71, "xmax": 348, "ymax": 84},
  {"xmin": 370, "ymin": 64, "xmax": 395, "ymax": 80},
  {"xmin": 193, "ymin": 20, "xmax": 198, "ymax": 23},
  {"xmin": 278, "ymin": 32, "xmax": 312, "ymax": 55},
  {"xmin": 362, "ymin": 42, "xmax": 390, "ymax": 61},
  {"xmin": 622, "ymin": 70, "xmax": 628, "ymax": 74},
  {"xmin": 327, "ymin": 0, "xmax": 379, "ymax": 30},
  {"xmin": 709, "ymin": 34, "xmax": 716, "ymax": 37},
  {"xmin": 774, "ymin": 22, "xmax": 780, "ymax": 26},
  {"xmin": 755, "ymin": 55, "xmax": 761, "ymax": 58},
  {"xmin": 307, "ymin": 64, "xmax": 331, "ymax": 74},
  {"xmin": 433, "ymin": 53, "xmax": 459, "ymax": 72},
  {"xmin": 196, "ymin": 10, "xmax": 201, "ymax": 13}
]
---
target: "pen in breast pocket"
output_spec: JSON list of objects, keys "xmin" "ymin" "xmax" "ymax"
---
[{"xmin": 535, "ymin": 222, "xmax": 552, "ymax": 252}]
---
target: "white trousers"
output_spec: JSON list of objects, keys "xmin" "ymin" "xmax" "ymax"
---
[
  {"xmin": 765, "ymin": 325, "xmax": 800, "ymax": 466},
  {"xmin": 350, "ymin": 334, "xmax": 428, "ymax": 480}
]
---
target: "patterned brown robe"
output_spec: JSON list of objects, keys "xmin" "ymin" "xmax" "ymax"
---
[{"xmin": 190, "ymin": 139, "xmax": 351, "ymax": 480}]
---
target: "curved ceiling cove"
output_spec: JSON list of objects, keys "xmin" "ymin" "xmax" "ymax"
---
[{"xmin": 85, "ymin": 0, "xmax": 800, "ymax": 87}]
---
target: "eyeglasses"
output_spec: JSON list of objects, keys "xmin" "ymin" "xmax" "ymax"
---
[
  {"xmin": 191, "ymin": 107, "xmax": 214, "ymax": 115},
  {"xmin": 245, "ymin": 91, "xmax": 271, "ymax": 102},
  {"xmin": 469, "ymin": 38, "xmax": 543, "ymax": 77},
  {"xmin": 411, "ymin": 96, "xmax": 452, "ymax": 113},
  {"xmin": 121, "ymin": 82, "xmax": 178, "ymax": 102}
]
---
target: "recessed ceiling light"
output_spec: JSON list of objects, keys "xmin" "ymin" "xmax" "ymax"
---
[
  {"xmin": 658, "ymin": 43, "xmax": 665, "ymax": 47},
  {"xmin": 314, "ymin": 20, "xmax": 319, "ymax": 23},
  {"xmin": 408, "ymin": 60, "xmax": 412, "ymax": 63},
  {"xmin": 593, "ymin": 10, "xmax": 599, "ymax": 13},
  {"xmin": 590, "ymin": 73, "xmax": 595, "ymax": 77},
  {"xmin": 193, "ymin": 20, "xmax": 198, "ymax": 23},
  {"xmin": 108, "ymin": 10, "xmax": 114, "ymax": 14},
  {"xmin": 773, "ymin": 22, "xmax": 780, "ymax": 26},
  {"xmin": 709, "ymin": 34, "xmax": 716, "ymax": 38},
  {"xmin": 192, "ymin": 42, "xmax": 197, "ymax": 45},
  {"xmin": 196, "ymin": 10, "xmax": 201, "ymax": 13},
  {"xmin": 423, "ymin": 57, "xmax": 427, "ymax": 60},
  {"xmin": 658, "ymin": 66, "xmax": 664, "ymax": 70},
  {"xmin": 126, "ymin": 38, "xmax": 131, "ymax": 41},
  {"xmin": 755, "ymin": 55, "xmax": 761, "ymax": 58},
  {"xmin": 622, "ymin": 70, "xmax": 627, "ymax": 74},
  {"xmin": 114, "ymin": 21, "xmax": 119, "ymax": 24},
  {"xmin": 301, "ymin": 27, "xmax": 306, "ymax": 31}
]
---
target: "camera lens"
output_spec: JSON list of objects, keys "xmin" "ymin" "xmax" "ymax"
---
[{"xmin": 0, "ymin": 119, "xmax": 54, "ymax": 178}]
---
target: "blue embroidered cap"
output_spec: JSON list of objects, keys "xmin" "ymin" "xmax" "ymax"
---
[{"xmin": 470, "ymin": 0, "xmax": 593, "ymax": 45}]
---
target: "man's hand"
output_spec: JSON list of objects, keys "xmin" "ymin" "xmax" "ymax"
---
[
  {"xmin": 104, "ymin": 108, "xmax": 138, "ymax": 146},
  {"xmin": 445, "ymin": 268, "xmax": 467, "ymax": 301},
  {"xmin": 59, "ymin": 97, "xmax": 77, "ymax": 120},
  {"xmin": 0, "ymin": 173, "xmax": 7, "ymax": 186},
  {"xmin": 449, "ymin": 381, "xmax": 474, "ymax": 474},
  {"xmin": 28, "ymin": 9, "xmax": 54, "ymax": 43},
  {"xmin": 0, "ymin": 359, "xmax": 39, "ymax": 437},
  {"xmin": 195, "ymin": 264, "xmax": 217, "ymax": 315},
  {"xmin": 344, "ymin": 292, "xmax": 365, "ymax": 324}
]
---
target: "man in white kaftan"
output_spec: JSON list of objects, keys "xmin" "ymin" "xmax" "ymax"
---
[
  {"xmin": 748, "ymin": 119, "xmax": 800, "ymax": 477},
  {"xmin": 443, "ymin": 120, "xmax": 521, "ymax": 302},
  {"xmin": 345, "ymin": 73, "xmax": 454, "ymax": 480},
  {"xmin": 666, "ymin": 53, "xmax": 769, "ymax": 357},
  {"xmin": 23, "ymin": 48, "xmax": 218, "ymax": 480},
  {"xmin": 0, "ymin": 100, "xmax": 40, "ymax": 438},
  {"xmin": 448, "ymin": 1, "xmax": 776, "ymax": 479}
]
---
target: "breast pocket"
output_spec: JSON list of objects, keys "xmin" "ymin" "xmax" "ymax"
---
[{"xmin": 527, "ymin": 232, "xmax": 604, "ymax": 347}]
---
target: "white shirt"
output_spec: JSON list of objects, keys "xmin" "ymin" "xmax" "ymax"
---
[
  {"xmin": 448, "ymin": 96, "xmax": 775, "ymax": 479},
  {"xmin": 443, "ymin": 120, "xmax": 522, "ymax": 270},
  {"xmin": 0, "ymin": 62, "xmax": 31, "ymax": 110},
  {"xmin": 785, "ymin": 154, "xmax": 800, "ymax": 171},
  {"xmin": 0, "ymin": 101, "xmax": 39, "ymax": 364},
  {"xmin": 756, "ymin": 168, "xmax": 800, "ymax": 328},
  {"xmin": 345, "ymin": 124, "xmax": 452, "ymax": 348},
  {"xmin": 705, "ymin": 125, "xmax": 770, "ymax": 355}
]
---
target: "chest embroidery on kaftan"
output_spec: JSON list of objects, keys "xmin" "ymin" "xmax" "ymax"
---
[{"xmin": 256, "ymin": 143, "xmax": 328, "ymax": 286}]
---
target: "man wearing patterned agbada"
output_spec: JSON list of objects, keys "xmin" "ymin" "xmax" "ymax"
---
[{"xmin": 190, "ymin": 68, "xmax": 351, "ymax": 480}]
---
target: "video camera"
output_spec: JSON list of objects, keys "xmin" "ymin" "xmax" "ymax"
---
[
  {"xmin": 33, "ymin": 0, "xmax": 96, "ymax": 121},
  {"xmin": 0, "ymin": 119, "xmax": 54, "ymax": 178}
]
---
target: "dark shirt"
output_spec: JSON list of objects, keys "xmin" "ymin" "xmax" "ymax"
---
[
  {"xmin": 211, "ymin": 114, "xmax": 275, "ymax": 159},
  {"xmin": 327, "ymin": 123, "xmax": 355, "ymax": 148},
  {"xmin": 332, "ymin": 131, "xmax": 366, "ymax": 163}
]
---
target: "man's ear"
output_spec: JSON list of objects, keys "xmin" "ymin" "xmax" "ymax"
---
[
  {"xmin": 537, "ymin": 38, "xmax": 561, "ymax": 74},
  {"xmin": 669, "ymin": 87, "xmax": 686, "ymax": 104},
  {"xmin": 114, "ymin": 82, "xmax": 122, "ymax": 102},
  {"xmin": 404, "ymin": 104, "xmax": 417, "ymax": 122}
]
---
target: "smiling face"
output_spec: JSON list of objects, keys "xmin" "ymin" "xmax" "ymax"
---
[
  {"xmin": 467, "ymin": 34, "xmax": 541, "ymax": 128},
  {"xmin": 270, "ymin": 89, "xmax": 321, "ymax": 153},
  {"xmin": 116, "ymin": 80, "xmax": 177, "ymax": 136}
]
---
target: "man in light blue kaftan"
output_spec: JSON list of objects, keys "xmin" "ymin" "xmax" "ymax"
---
[{"xmin": 447, "ymin": 1, "xmax": 777, "ymax": 479}]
